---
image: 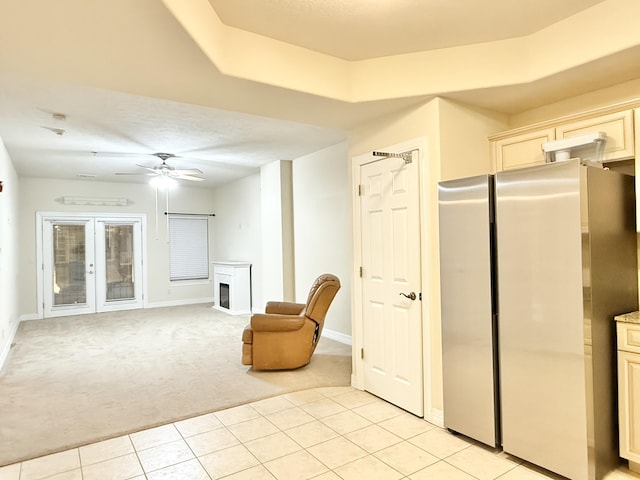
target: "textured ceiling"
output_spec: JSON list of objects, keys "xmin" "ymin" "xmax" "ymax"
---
[{"xmin": 0, "ymin": 76, "xmax": 346, "ymax": 187}]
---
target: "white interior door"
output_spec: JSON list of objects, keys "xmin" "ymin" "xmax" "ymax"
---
[
  {"xmin": 360, "ymin": 153, "xmax": 424, "ymax": 416},
  {"xmin": 43, "ymin": 218, "xmax": 97, "ymax": 317},
  {"xmin": 41, "ymin": 214, "xmax": 144, "ymax": 318}
]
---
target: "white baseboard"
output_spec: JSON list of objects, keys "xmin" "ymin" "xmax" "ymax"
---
[
  {"xmin": 146, "ymin": 297, "xmax": 214, "ymax": 309},
  {"xmin": 0, "ymin": 319, "xmax": 20, "ymax": 371},
  {"xmin": 429, "ymin": 407, "xmax": 445, "ymax": 428},
  {"xmin": 19, "ymin": 313, "xmax": 40, "ymax": 322},
  {"xmin": 322, "ymin": 328, "xmax": 352, "ymax": 345}
]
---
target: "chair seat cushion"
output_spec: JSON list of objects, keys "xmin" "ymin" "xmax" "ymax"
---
[{"xmin": 251, "ymin": 314, "xmax": 306, "ymax": 332}]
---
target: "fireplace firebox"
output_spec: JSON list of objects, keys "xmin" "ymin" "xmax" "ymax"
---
[{"xmin": 219, "ymin": 283, "xmax": 230, "ymax": 309}]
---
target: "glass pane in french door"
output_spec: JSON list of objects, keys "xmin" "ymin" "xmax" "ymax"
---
[
  {"xmin": 105, "ymin": 224, "xmax": 135, "ymax": 301},
  {"xmin": 52, "ymin": 224, "xmax": 87, "ymax": 306}
]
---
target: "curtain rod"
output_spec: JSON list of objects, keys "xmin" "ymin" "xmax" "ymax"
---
[{"xmin": 164, "ymin": 212, "xmax": 216, "ymax": 216}]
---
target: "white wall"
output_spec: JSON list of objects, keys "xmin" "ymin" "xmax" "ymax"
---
[
  {"xmin": 15, "ymin": 160, "xmax": 351, "ymax": 325},
  {"xmin": 18, "ymin": 177, "xmax": 217, "ymax": 316},
  {"xmin": 260, "ymin": 161, "xmax": 295, "ymax": 304},
  {"xmin": 292, "ymin": 141, "xmax": 351, "ymax": 339},
  {"xmin": 438, "ymin": 99, "xmax": 508, "ymax": 180},
  {"xmin": 0, "ymin": 139, "xmax": 19, "ymax": 367},
  {"xmin": 211, "ymin": 173, "xmax": 263, "ymax": 310}
]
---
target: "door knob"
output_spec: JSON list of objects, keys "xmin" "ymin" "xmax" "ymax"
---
[{"xmin": 399, "ymin": 292, "xmax": 417, "ymax": 301}]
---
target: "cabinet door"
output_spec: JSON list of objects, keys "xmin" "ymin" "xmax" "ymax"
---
[
  {"xmin": 556, "ymin": 110, "xmax": 634, "ymax": 162},
  {"xmin": 618, "ymin": 322, "xmax": 640, "ymax": 354},
  {"xmin": 493, "ymin": 128, "xmax": 555, "ymax": 171},
  {"xmin": 618, "ymin": 350, "xmax": 640, "ymax": 463}
]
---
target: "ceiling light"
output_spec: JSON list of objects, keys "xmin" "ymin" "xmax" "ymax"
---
[{"xmin": 150, "ymin": 176, "xmax": 177, "ymax": 189}]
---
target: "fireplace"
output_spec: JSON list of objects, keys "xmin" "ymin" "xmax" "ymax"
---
[{"xmin": 212, "ymin": 261, "xmax": 252, "ymax": 315}]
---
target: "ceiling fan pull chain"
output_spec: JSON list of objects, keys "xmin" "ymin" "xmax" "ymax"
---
[
  {"xmin": 154, "ymin": 187, "xmax": 159, "ymax": 240},
  {"xmin": 166, "ymin": 187, "xmax": 170, "ymax": 242}
]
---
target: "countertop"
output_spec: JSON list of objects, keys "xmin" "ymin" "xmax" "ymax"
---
[{"xmin": 614, "ymin": 311, "xmax": 640, "ymax": 324}]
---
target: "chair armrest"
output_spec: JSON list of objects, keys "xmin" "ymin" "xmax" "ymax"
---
[
  {"xmin": 251, "ymin": 314, "xmax": 306, "ymax": 332},
  {"xmin": 264, "ymin": 302, "xmax": 305, "ymax": 315}
]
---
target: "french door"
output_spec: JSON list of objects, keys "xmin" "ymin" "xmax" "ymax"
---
[{"xmin": 39, "ymin": 214, "xmax": 144, "ymax": 318}]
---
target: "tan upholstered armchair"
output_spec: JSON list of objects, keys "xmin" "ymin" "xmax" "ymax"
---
[{"xmin": 242, "ymin": 274, "xmax": 341, "ymax": 370}]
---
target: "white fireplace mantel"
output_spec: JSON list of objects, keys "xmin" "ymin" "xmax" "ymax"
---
[{"xmin": 212, "ymin": 261, "xmax": 252, "ymax": 315}]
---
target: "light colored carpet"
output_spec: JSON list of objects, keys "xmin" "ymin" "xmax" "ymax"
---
[{"xmin": 0, "ymin": 304, "xmax": 352, "ymax": 466}]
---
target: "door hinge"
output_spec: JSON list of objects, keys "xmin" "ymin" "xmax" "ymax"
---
[
  {"xmin": 358, "ymin": 184, "xmax": 363, "ymax": 196},
  {"xmin": 419, "ymin": 292, "xmax": 422, "ymax": 301},
  {"xmin": 361, "ymin": 348, "xmax": 364, "ymax": 359},
  {"xmin": 359, "ymin": 266, "xmax": 363, "ymax": 277}
]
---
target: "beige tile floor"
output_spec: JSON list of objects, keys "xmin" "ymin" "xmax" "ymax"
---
[{"xmin": 1, "ymin": 386, "xmax": 638, "ymax": 480}]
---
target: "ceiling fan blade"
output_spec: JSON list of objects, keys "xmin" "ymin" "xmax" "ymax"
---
[
  {"xmin": 173, "ymin": 174, "xmax": 205, "ymax": 181},
  {"xmin": 135, "ymin": 164, "xmax": 160, "ymax": 173},
  {"xmin": 93, "ymin": 151, "xmax": 152, "ymax": 158},
  {"xmin": 115, "ymin": 172, "xmax": 153, "ymax": 176},
  {"xmin": 172, "ymin": 168, "xmax": 203, "ymax": 175}
]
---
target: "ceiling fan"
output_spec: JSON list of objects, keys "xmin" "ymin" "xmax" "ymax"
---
[
  {"xmin": 101, "ymin": 151, "xmax": 206, "ymax": 238},
  {"xmin": 112, "ymin": 152, "xmax": 205, "ymax": 185}
]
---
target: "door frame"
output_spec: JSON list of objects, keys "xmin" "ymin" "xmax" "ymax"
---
[
  {"xmin": 36, "ymin": 212, "xmax": 148, "ymax": 319},
  {"xmin": 351, "ymin": 136, "xmax": 435, "ymax": 422}
]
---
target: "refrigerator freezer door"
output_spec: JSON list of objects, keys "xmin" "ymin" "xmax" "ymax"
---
[
  {"xmin": 438, "ymin": 175, "xmax": 498, "ymax": 447},
  {"xmin": 496, "ymin": 160, "xmax": 588, "ymax": 480}
]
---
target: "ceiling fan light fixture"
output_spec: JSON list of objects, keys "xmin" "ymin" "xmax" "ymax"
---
[{"xmin": 150, "ymin": 175, "xmax": 177, "ymax": 190}]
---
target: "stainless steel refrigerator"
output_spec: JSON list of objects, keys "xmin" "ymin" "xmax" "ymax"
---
[{"xmin": 438, "ymin": 159, "xmax": 638, "ymax": 480}]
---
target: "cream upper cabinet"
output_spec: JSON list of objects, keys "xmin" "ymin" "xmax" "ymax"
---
[
  {"xmin": 493, "ymin": 127, "xmax": 555, "ymax": 171},
  {"xmin": 555, "ymin": 110, "xmax": 634, "ymax": 162},
  {"xmin": 490, "ymin": 101, "xmax": 639, "ymax": 173},
  {"xmin": 617, "ymin": 321, "xmax": 640, "ymax": 473}
]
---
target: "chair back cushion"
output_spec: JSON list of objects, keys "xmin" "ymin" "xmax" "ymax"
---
[{"xmin": 305, "ymin": 274, "xmax": 341, "ymax": 325}]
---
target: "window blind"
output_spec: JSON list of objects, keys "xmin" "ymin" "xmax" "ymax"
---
[{"xmin": 169, "ymin": 215, "xmax": 209, "ymax": 281}]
